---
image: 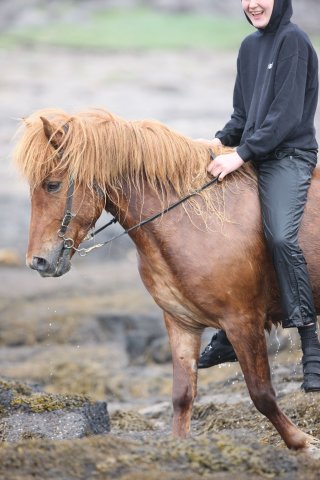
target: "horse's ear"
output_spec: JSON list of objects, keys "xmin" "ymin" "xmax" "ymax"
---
[{"xmin": 40, "ymin": 116, "xmax": 67, "ymax": 150}]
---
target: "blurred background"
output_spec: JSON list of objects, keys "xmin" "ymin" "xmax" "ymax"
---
[
  {"xmin": 1, "ymin": 0, "xmax": 319, "ymax": 260},
  {"xmin": 0, "ymin": 0, "xmax": 319, "ymax": 448}
]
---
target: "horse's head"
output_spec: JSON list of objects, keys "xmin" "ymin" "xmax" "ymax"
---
[
  {"xmin": 15, "ymin": 107, "xmax": 229, "ymax": 278},
  {"xmin": 23, "ymin": 117, "xmax": 105, "ymax": 277}
]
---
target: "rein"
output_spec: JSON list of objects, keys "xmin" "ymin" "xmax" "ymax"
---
[{"xmin": 58, "ymin": 153, "xmax": 219, "ymax": 257}]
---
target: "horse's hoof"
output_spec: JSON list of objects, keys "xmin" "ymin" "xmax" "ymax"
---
[{"xmin": 300, "ymin": 435, "xmax": 320, "ymax": 459}]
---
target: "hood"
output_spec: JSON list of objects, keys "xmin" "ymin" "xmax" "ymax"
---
[{"xmin": 244, "ymin": 0, "xmax": 293, "ymax": 33}]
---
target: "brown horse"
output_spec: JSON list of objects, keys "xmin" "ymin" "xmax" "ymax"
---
[{"xmin": 14, "ymin": 108, "xmax": 320, "ymax": 451}]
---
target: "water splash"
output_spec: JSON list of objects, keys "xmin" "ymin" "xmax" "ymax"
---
[
  {"xmin": 47, "ymin": 319, "xmax": 54, "ymax": 377},
  {"xmin": 274, "ymin": 328, "xmax": 281, "ymax": 352},
  {"xmin": 271, "ymin": 327, "xmax": 281, "ymax": 376}
]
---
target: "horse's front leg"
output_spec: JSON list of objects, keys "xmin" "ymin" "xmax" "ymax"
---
[
  {"xmin": 164, "ymin": 312, "xmax": 202, "ymax": 438},
  {"xmin": 224, "ymin": 316, "xmax": 311, "ymax": 450}
]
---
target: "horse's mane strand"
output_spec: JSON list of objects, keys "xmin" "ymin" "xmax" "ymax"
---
[{"xmin": 13, "ymin": 108, "xmax": 256, "ymax": 220}]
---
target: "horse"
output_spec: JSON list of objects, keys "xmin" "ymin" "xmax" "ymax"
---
[{"xmin": 13, "ymin": 107, "xmax": 320, "ymax": 451}]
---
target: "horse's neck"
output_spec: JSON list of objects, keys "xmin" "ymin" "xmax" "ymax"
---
[
  {"xmin": 105, "ymin": 183, "xmax": 138, "ymax": 221},
  {"xmin": 105, "ymin": 182, "xmax": 173, "ymax": 237}
]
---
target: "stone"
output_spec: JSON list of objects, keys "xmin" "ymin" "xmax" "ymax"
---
[
  {"xmin": 147, "ymin": 337, "xmax": 172, "ymax": 364},
  {"xmin": 0, "ymin": 249, "xmax": 21, "ymax": 267},
  {"xmin": 0, "ymin": 378, "xmax": 110, "ymax": 442},
  {"xmin": 96, "ymin": 311, "xmax": 166, "ymax": 363}
]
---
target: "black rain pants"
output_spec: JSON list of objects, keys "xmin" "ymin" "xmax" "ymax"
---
[{"xmin": 254, "ymin": 148, "xmax": 318, "ymax": 328}]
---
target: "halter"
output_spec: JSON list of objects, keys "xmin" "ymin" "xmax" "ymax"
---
[{"xmin": 58, "ymin": 152, "xmax": 219, "ymax": 257}]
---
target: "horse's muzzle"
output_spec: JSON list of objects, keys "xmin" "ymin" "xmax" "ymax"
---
[{"xmin": 28, "ymin": 245, "xmax": 71, "ymax": 277}]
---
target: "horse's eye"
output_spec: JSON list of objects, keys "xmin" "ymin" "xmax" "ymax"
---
[{"xmin": 44, "ymin": 181, "xmax": 62, "ymax": 193}]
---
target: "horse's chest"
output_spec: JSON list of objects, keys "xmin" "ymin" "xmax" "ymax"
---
[{"xmin": 138, "ymin": 255, "xmax": 207, "ymax": 329}]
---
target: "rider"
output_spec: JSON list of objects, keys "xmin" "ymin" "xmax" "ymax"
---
[{"xmin": 198, "ymin": 0, "xmax": 320, "ymax": 392}]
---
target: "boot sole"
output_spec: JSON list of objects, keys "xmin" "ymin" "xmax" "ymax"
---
[{"xmin": 198, "ymin": 355, "xmax": 238, "ymax": 369}]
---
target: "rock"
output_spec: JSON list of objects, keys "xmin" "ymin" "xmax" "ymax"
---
[
  {"xmin": 0, "ymin": 378, "xmax": 110, "ymax": 442},
  {"xmin": 147, "ymin": 337, "xmax": 172, "ymax": 364},
  {"xmin": 97, "ymin": 311, "xmax": 166, "ymax": 363},
  {"xmin": 0, "ymin": 249, "xmax": 21, "ymax": 267},
  {"xmin": 138, "ymin": 401, "xmax": 171, "ymax": 418}
]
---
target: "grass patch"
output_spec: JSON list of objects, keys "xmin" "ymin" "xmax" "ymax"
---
[{"xmin": 0, "ymin": 8, "xmax": 253, "ymax": 51}]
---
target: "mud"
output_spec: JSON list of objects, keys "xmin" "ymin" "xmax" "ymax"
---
[{"xmin": 0, "ymin": 34, "xmax": 320, "ymax": 480}]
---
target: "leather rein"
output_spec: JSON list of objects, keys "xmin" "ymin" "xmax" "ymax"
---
[{"xmin": 58, "ymin": 152, "xmax": 218, "ymax": 257}]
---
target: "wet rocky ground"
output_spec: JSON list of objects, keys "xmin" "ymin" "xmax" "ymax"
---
[
  {"xmin": 1, "ymin": 44, "xmax": 320, "ymax": 479},
  {"xmin": 1, "ymin": 259, "xmax": 320, "ymax": 479}
]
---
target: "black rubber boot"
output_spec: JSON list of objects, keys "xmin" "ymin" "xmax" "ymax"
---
[
  {"xmin": 299, "ymin": 324, "xmax": 320, "ymax": 393},
  {"xmin": 198, "ymin": 330, "xmax": 238, "ymax": 369}
]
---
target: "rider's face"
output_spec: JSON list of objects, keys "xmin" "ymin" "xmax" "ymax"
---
[{"xmin": 242, "ymin": 0, "xmax": 275, "ymax": 29}]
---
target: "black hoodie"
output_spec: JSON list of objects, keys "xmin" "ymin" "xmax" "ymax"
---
[{"xmin": 215, "ymin": 0, "xmax": 318, "ymax": 161}]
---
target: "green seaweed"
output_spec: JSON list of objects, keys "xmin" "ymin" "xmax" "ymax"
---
[
  {"xmin": 0, "ymin": 379, "xmax": 33, "ymax": 396},
  {"xmin": 10, "ymin": 392, "xmax": 89, "ymax": 413},
  {"xmin": 110, "ymin": 410, "xmax": 155, "ymax": 432}
]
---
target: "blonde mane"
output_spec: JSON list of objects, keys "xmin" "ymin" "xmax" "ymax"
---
[{"xmin": 13, "ymin": 108, "xmax": 256, "ymax": 219}]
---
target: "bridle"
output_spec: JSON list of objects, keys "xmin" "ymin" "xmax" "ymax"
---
[
  {"xmin": 57, "ymin": 152, "xmax": 219, "ymax": 257},
  {"xmin": 57, "ymin": 177, "xmax": 76, "ymax": 249}
]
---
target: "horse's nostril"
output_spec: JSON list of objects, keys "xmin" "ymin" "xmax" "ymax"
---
[{"xmin": 32, "ymin": 256, "xmax": 50, "ymax": 271}]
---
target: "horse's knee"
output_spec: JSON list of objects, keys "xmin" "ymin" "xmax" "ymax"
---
[
  {"xmin": 172, "ymin": 384, "xmax": 193, "ymax": 413},
  {"xmin": 250, "ymin": 387, "xmax": 277, "ymax": 416}
]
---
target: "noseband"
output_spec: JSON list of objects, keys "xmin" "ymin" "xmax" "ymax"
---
[{"xmin": 58, "ymin": 152, "xmax": 218, "ymax": 257}]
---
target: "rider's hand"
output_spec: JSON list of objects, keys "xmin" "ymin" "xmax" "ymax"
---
[{"xmin": 207, "ymin": 151, "xmax": 244, "ymax": 181}]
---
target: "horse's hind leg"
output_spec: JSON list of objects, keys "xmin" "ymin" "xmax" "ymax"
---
[
  {"xmin": 164, "ymin": 312, "xmax": 201, "ymax": 438},
  {"xmin": 225, "ymin": 318, "xmax": 310, "ymax": 450}
]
